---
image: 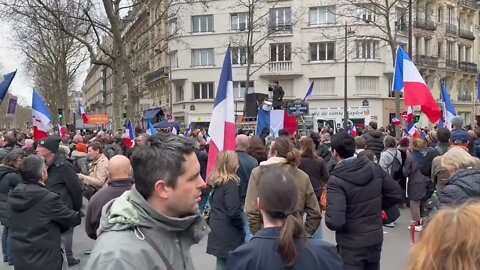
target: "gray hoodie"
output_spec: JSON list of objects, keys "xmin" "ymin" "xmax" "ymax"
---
[{"xmin": 85, "ymin": 186, "xmax": 209, "ymax": 270}]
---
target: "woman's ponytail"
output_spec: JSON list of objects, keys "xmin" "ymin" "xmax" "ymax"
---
[{"xmin": 278, "ymin": 213, "xmax": 306, "ymax": 266}]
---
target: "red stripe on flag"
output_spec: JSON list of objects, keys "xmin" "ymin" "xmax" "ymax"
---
[
  {"xmin": 224, "ymin": 122, "xmax": 236, "ymax": 151},
  {"xmin": 206, "ymin": 140, "xmax": 220, "ymax": 181},
  {"xmin": 283, "ymin": 110, "xmax": 297, "ymax": 135},
  {"xmin": 403, "ymin": 82, "xmax": 441, "ymax": 123},
  {"xmin": 33, "ymin": 126, "xmax": 48, "ymax": 140}
]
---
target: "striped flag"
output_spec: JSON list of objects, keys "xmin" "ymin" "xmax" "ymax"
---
[
  {"xmin": 32, "ymin": 89, "xmax": 51, "ymax": 140},
  {"xmin": 0, "ymin": 71, "xmax": 16, "ymax": 104},
  {"xmin": 391, "ymin": 116, "xmax": 401, "ymax": 126},
  {"xmin": 304, "ymin": 81, "xmax": 314, "ymax": 101},
  {"xmin": 78, "ymin": 102, "xmax": 89, "ymax": 123},
  {"xmin": 146, "ymin": 120, "xmax": 157, "ymax": 136},
  {"xmin": 206, "ymin": 47, "xmax": 236, "ymax": 177},
  {"xmin": 440, "ymin": 81, "xmax": 456, "ymax": 130},
  {"xmin": 124, "ymin": 120, "xmax": 135, "ymax": 149}
]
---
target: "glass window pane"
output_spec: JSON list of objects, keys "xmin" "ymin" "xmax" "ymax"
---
[
  {"xmin": 319, "ymin": 43, "xmax": 326, "ymax": 60},
  {"xmin": 327, "ymin": 43, "xmax": 334, "ymax": 60},
  {"xmin": 309, "ymin": 9, "xmax": 317, "ymax": 25},
  {"xmin": 285, "ymin": 44, "xmax": 291, "ymax": 61},
  {"xmin": 270, "ymin": 44, "xmax": 276, "ymax": 61},
  {"xmin": 209, "ymin": 83, "xmax": 214, "ymax": 98},
  {"xmin": 201, "ymin": 83, "xmax": 207, "ymax": 98}
]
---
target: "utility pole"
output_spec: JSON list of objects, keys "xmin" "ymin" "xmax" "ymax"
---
[{"xmin": 344, "ymin": 23, "xmax": 349, "ymax": 130}]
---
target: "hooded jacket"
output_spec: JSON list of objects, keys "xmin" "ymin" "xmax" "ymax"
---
[
  {"xmin": 0, "ymin": 165, "xmax": 21, "ymax": 226},
  {"xmin": 439, "ymin": 169, "xmax": 480, "ymax": 208},
  {"xmin": 244, "ymin": 157, "xmax": 321, "ymax": 235},
  {"xmin": 70, "ymin": 150, "xmax": 88, "ymax": 175},
  {"xmin": 363, "ymin": 130, "xmax": 385, "ymax": 160},
  {"xmin": 403, "ymin": 150, "xmax": 431, "ymax": 201},
  {"xmin": 325, "ymin": 157, "xmax": 402, "ymax": 249},
  {"xmin": 85, "ymin": 186, "xmax": 209, "ymax": 270},
  {"xmin": 8, "ymin": 182, "xmax": 81, "ymax": 270}
]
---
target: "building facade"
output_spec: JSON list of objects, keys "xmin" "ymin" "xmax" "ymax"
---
[{"xmin": 167, "ymin": 0, "xmax": 480, "ymax": 129}]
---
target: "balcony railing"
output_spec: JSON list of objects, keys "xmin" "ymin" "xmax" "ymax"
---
[
  {"xmin": 458, "ymin": 95, "xmax": 472, "ymax": 101},
  {"xmin": 144, "ymin": 67, "xmax": 169, "ymax": 85},
  {"xmin": 458, "ymin": 62, "xmax": 478, "ymax": 73},
  {"xmin": 268, "ymin": 23, "xmax": 292, "ymax": 33},
  {"xmin": 414, "ymin": 55, "xmax": 439, "ymax": 68},
  {"xmin": 446, "ymin": 23, "xmax": 458, "ymax": 35},
  {"xmin": 268, "ymin": 61, "xmax": 292, "ymax": 72},
  {"xmin": 414, "ymin": 19, "xmax": 436, "ymax": 31},
  {"xmin": 459, "ymin": 29, "xmax": 475, "ymax": 40},
  {"xmin": 446, "ymin": 59, "xmax": 458, "ymax": 69},
  {"xmin": 459, "ymin": 0, "xmax": 476, "ymax": 8}
]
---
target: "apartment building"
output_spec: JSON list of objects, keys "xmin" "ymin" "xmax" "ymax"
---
[{"xmin": 168, "ymin": 0, "xmax": 479, "ymax": 128}]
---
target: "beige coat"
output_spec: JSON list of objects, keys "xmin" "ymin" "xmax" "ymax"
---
[
  {"xmin": 83, "ymin": 154, "xmax": 109, "ymax": 188},
  {"xmin": 244, "ymin": 157, "xmax": 322, "ymax": 235}
]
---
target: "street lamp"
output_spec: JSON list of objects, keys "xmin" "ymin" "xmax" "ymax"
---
[{"xmin": 344, "ymin": 23, "xmax": 355, "ymax": 130}]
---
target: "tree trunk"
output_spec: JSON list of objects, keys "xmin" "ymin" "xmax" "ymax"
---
[{"xmin": 112, "ymin": 58, "xmax": 124, "ymax": 130}]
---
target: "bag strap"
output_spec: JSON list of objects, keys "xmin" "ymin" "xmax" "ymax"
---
[{"xmin": 143, "ymin": 231, "xmax": 174, "ymax": 270}]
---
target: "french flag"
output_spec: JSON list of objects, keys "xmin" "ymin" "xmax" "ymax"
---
[
  {"xmin": 32, "ymin": 89, "xmax": 51, "ymax": 140},
  {"xmin": 256, "ymin": 108, "xmax": 297, "ymax": 137},
  {"xmin": 206, "ymin": 47, "xmax": 236, "ymax": 177},
  {"xmin": 393, "ymin": 47, "xmax": 441, "ymax": 123},
  {"xmin": 304, "ymin": 81, "xmax": 314, "ymax": 101},
  {"xmin": 349, "ymin": 125, "xmax": 357, "ymax": 137},
  {"xmin": 124, "ymin": 120, "xmax": 135, "ymax": 149},
  {"xmin": 391, "ymin": 116, "xmax": 401, "ymax": 126},
  {"xmin": 56, "ymin": 123, "xmax": 66, "ymax": 137},
  {"xmin": 146, "ymin": 120, "xmax": 157, "ymax": 136},
  {"xmin": 406, "ymin": 122, "xmax": 420, "ymax": 137},
  {"xmin": 440, "ymin": 81, "xmax": 456, "ymax": 130},
  {"xmin": 78, "ymin": 102, "xmax": 89, "ymax": 123},
  {"xmin": 406, "ymin": 106, "xmax": 414, "ymax": 123},
  {"xmin": 184, "ymin": 125, "xmax": 191, "ymax": 136},
  {"xmin": 0, "ymin": 71, "xmax": 16, "ymax": 104}
]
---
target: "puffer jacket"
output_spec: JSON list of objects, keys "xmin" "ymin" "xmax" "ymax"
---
[
  {"xmin": 245, "ymin": 157, "xmax": 321, "ymax": 235},
  {"xmin": 0, "ymin": 165, "xmax": 21, "ymax": 226},
  {"xmin": 363, "ymin": 130, "xmax": 385, "ymax": 160},
  {"xmin": 439, "ymin": 169, "xmax": 480, "ymax": 208},
  {"xmin": 85, "ymin": 186, "xmax": 209, "ymax": 270},
  {"xmin": 325, "ymin": 157, "xmax": 402, "ymax": 249}
]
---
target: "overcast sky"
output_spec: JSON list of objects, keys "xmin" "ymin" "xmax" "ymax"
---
[{"xmin": 0, "ymin": 21, "xmax": 88, "ymax": 107}]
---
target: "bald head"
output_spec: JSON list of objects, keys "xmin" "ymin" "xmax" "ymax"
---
[
  {"xmin": 236, "ymin": 134, "xmax": 249, "ymax": 151},
  {"xmin": 108, "ymin": 155, "xmax": 132, "ymax": 180}
]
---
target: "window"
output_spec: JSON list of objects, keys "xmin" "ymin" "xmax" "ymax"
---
[
  {"xmin": 437, "ymin": 8, "xmax": 442, "ymax": 23},
  {"xmin": 458, "ymin": 45, "xmax": 463, "ymax": 62},
  {"xmin": 309, "ymin": 6, "xmax": 335, "ymax": 26},
  {"xmin": 466, "ymin": 47, "xmax": 472, "ymax": 62},
  {"xmin": 192, "ymin": 49, "xmax": 214, "ymax": 66},
  {"xmin": 425, "ymin": 38, "xmax": 431, "ymax": 56},
  {"xmin": 396, "ymin": 8, "xmax": 407, "ymax": 31},
  {"xmin": 270, "ymin": 43, "xmax": 291, "ymax": 62},
  {"xmin": 437, "ymin": 42, "xmax": 443, "ymax": 57},
  {"xmin": 446, "ymin": 41, "xmax": 455, "ymax": 60},
  {"xmin": 310, "ymin": 42, "xmax": 335, "ymax": 61},
  {"xmin": 276, "ymin": 80, "xmax": 293, "ymax": 97},
  {"xmin": 230, "ymin": 13, "xmax": 249, "ymax": 31},
  {"xmin": 192, "ymin": 15, "xmax": 213, "ymax": 33},
  {"xmin": 193, "ymin": 82, "xmax": 214, "ymax": 99},
  {"xmin": 233, "ymin": 81, "xmax": 254, "ymax": 99},
  {"xmin": 170, "ymin": 51, "xmax": 178, "ymax": 68},
  {"xmin": 355, "ymin": 40, "xmax": 379, "ymax": 59},
  {"xmin": 415, "ymin": 37, "xmax": 422, "ymax": 55},
  {"xmin": 269, "ymin": 8, "xmax": 292, "ymax": 32},
  {"xmin": 356, "ymin": 76, "xmax": 379, "ymax": 95},
  {"xmin": 231, "ymin": 47, "xmax": 252, "ymax": 65},
  {"xmin": 311, "ymin": 78, "xmax": 335, "ymax": 96},
  {"xmin": 447, "ymin": 6, "xmax": 455, "ymax": 24},
  {"xmin": 175, "ymin": 84, "xmax": 184, "ymax": 101},
  {"xmin": 169, "ymin": 17, "xmax": 177, "ymax": 35},
  {"xmin": 356, "ymin": 5, "xmax": 376, "ymax": 22}
]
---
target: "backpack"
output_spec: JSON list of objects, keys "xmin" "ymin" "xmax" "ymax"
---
[
  {"xmin": 71, "ymin": 158, "xmax": 82, "ymax": 174},
  {"xmin": 387, "ymin": 151, "xmax": 402, "ymax": 181}
]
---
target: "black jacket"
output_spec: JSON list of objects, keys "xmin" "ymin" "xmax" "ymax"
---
[
  {"xmin": 0, "ymin": 165, "xmax": 21, "ymax": 226},
  {"xmin": 85, "ymin": 178, "xmax": 134, "ymax": 240},
  {"xmin": 207, "ymin": 179, "xmax": 244, "ymax": 259},
  {"xmin": 325, "ymin": 157, "xmax": 402, "ymax": 249},
  {"xmin": 45, "ymin": 153, "xmax": 83, "ymax": 211},
  {"xmin": 227, "ymin": 227, "xmax": 344, "ymax": 270},
  {"xmin": 363, "ymin": 130, "xmax": 385, "ymax": 160},
  {"xmin": 9, "ymin": 182, "xmax": 81, "ymax": 270},
  {"xmin": 236, "ymin": 151, "xmax": 258, "ymax": 205},
  {"xmin": 440, "ymin": 169, "xmax": 480, "ymax": 208},
  {"xmin": 298, "ymin": 156, "xmax": 330, "ymax": 199},
  {"xmin": 420, "ymin": 143, "xmax": 449, "ymax": 176}
]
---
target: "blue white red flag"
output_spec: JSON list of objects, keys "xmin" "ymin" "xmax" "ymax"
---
[
  {"xmin": 349, "ymin": 125, "xmax": 357, "ymax": 137},
  {"xmin": 256, "ymin": 108, "xmax": 297, "ymax": 137},
  {"xmin": 407, "ymin": 106, "xmax": 414, "ymax": 123},
  {"xmin": 0, "ymin": 71, "xmax": 16, "ymax": 104},
  {"xmin": 56, "ymin": 123, "xmax": 66, "ymax": 137},
  {"xmin": 304, "ymin": 81, "xmax": 314, "ymax": 101},
  {"xmin": 124, "ymin": 120, "xmax": 135, "ymax": 149},
  {"xmin": 206, "ymin": 47, "xmax": 236, "ymax": 177},
  {"xmin": 391, "ymin": 116, "xmax": 401, "ymax": 126},
  {"xmin": 78, "ymin": 102, "xmax": 89, "ymax": 123},
  {"xmin": 171, "ymin": 126, "xmax": 178, "ymax": 135},
  {"xmin": 393, "ymin": 47, "xmax": 441, "ymax": 123},
  {"xmin": 184, "ymin": 125, "xmax": 191, "ymax": 136},
  {"xmin": 440, "ymin": 81, "xmax": 456, "ymax": 130},
  {"xmin": 32, "ymin": 89, "xmax": 51, "ymax": 140}
]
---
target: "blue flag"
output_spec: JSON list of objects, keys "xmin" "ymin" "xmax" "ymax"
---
[
  {"xmin": 146, "ymin": 120, "xmax": 157, "ymax": 136},
  {"xmin": 304, "ymin": 81, "xmax": 314, "ymax": 101},
  {"xmin": 0, "ymin": 71, "xmax": 17, "ymax": 104}
]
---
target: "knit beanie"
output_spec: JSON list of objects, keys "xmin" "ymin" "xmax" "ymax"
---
[
  {"xmin": 38, "ymin": 136, "xmax": 61, "ymax": 153},
  {"xmin": 75, "ymin": 143, "xmax": 87, "ymax": 153}
]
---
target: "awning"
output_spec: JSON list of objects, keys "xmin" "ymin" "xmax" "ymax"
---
[{"xmin": 143, "ymin": 108, "xmax": 162, "ymax": 120}]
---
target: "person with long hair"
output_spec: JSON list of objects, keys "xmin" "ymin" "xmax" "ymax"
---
[
  {"xmin": 228, "ymin": 169, "xmax": 343, "ymax": 269},
  {"xmin": 298, "ymin": 138, "xmax": 329, "ymax": 239},
  {"xmin": 247, "ymin": 136, "xmax": 268, "ymax": 164},
  {"xmin": 245, "ymin": 137, "xmax": 321, "ymax": 236},
  {"xmin": 206, "ymin": 151, "xmax": 244, "ymax": 270},
  {"xmin": 403, "ymin": 138, "xmax": 431, "ymax": 232},
  {"xmin": 408, "ymin": 202, "xmax": 480, "ymax": 270}
]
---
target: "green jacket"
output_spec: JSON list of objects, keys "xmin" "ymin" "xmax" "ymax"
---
[{"xmin": 85, "ymin": 186, "xmax": 209, "ymax": 270}]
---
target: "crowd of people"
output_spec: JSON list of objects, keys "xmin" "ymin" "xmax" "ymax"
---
[{"xmin": 0, "ymin": 115, "xmax": 479, "ymax": 270}]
